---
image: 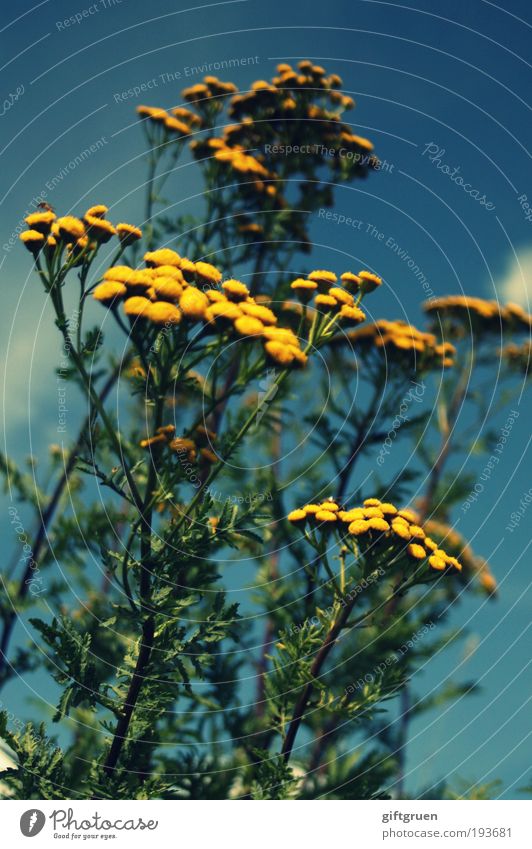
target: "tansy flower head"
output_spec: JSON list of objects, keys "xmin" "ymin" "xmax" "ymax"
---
[
  {"xmin": 315, "ymin": 509, "xmax": 338, "ymax": 523},
  {"xmin": 234, "ymin": 316, "xmax": 264, "ymax": 337},
  {"xmin": 116, "ymin": 223, "xmax": 142, "ymax": 246},
  {"xmin": 288, "ymin": 509, "xmax": 307, "ymax": 523},
  {"xmin": 124, "ymin": 296, "xmax": 151, "ymax": 317},
  {"xmin": 329, "ymin": 287, "xmax": 354, "ymax": 307},
  {"xmin": 84, "ymin": 204, "xmax": 108, "ymax": 218},
  {"xmin": 340, "ymin": 272, "xmax": 361, "ymax": 290},
  {"xmin": 339, "ymin": 305, "xmax": 366, "ymax": 324},
  {"xmin": 206, "ymin": 301, "xmax": 243, "ymax": 325},
  {"xmin": 240, "ymin": 302, "xmax": 278, "ymax": 325},
  {"xmin": 308, "ymin": 269, "xmax": 337, "ymax": 288},
  {"xmin": 264, "ymin": 340, "xmax": 307, "ymax": 368},
  {"xmin": 147, "ymin": 301, "xmax": 182, "ymax": 325},
  {"xmin": 195, "ymin": 261, "xmax": 222, "ymax": 285},
  {"xmin": 358, "ymin": 270, "xmax": 382, "ymax": 294},
  {"xmin": 222, "ymin": 278, "xmax": 250, "ymax": 301},
  {"xmin": 290, "ymin": 278, "xmax": 318, "ymax": 301},
  {"xmin": 53, "ymin": 216, "xmax": 86, "ymax": 242},
  {"xmin": 20, "ymin": 230, "xmax": 45, "ymax": 253},
  {"xmin": 179, "ymin": 287, "xmax": 209, "ymax": 320},
  {"xmin": 408, "ymin": 543, "xmax": 427, "ymax": 560},
  {"xmin": 25, "ymin": 211, "xmax": 56, "ymax": 234},
  {"xmin": 151, "ymin": 277, "xmax": 183, "ymax": 302},
  {"xmin": 84, "ymin": 214, "xmax": 116, "ymax": 243},
  {"xmin": 314, "ymin": 294, "xmax": 338, "ymax": 311},
  {"xmin": 164, "ymin": 116, "xmax": 192, "ymax": 135},
  {"xmin": 179, "ymin": 258, "xmax": 197, "ymax": 280},
  {"xmin": 144, "ymin": 248, "xmax": 181, "ymax": 268},
  {"xmin": 93, "ymin": 281, "xmax": 127, "ymax": 305}
]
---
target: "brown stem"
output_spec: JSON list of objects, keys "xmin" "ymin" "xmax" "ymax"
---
[
  {"xmin": 281, "ymin": 597, "xmax": 355, "ymax": 763},
  {"xmin": 103, "ymin": 615, "xmax": 155, "ymax": 775}
]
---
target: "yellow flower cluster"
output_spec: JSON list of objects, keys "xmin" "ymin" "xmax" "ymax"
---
[
  {"xmin": 179, "ymin": 63, "xmax": 377, "ymax": 241},
  {"xmin": 229, "ymin": 60, "xmax": 357, "ymax": 121},
  {"xmin": 424, "ymin": 296, "xmax": 532, "ymax": 334},
  {"xmin": 288, "ymin": 497, "xmax": 462, "ymax": 573},
  {"xmin": 331, "ymin": 319, "xmax": 456, "ymax": 368},
  {"xmin": 290, "ymin": 269, "xmax": 382, "ymax": 322},
  {"xmin": 140, "ymin": 423, "xmax": 218, "ymax": 464},
  {"xmin": 93, "ymin": 249, "xmax": 308, "ymax": 367},
  {"xmin": 20, "ymin": 205, "xmax": 141, "ymax": 260},
  {"xmin": 136, "ymin": 104, "xmax": 201, "ymax": 137},
  {"xmin": 421, "ymin": 516, "xmax": 497, "ymax": 593}
]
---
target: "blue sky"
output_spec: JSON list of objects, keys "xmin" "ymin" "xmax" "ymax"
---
[{"xmin": 1, "ymin": 0, "xmax": 531, "ymax": 797}]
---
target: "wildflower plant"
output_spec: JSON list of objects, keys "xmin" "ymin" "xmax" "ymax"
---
[{"xmin": 1, "ymin": 60, "xmax": 530, "ymax": 802}]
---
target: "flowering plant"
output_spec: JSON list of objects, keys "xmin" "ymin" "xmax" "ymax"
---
[{"xmin": 1, "ymin": 61, "xmax": 529, "ymax": 801}]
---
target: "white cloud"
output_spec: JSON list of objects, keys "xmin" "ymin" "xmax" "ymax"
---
[{"xmin": 498, "ymin": 247, "xmax": 532, "ymax": 308}]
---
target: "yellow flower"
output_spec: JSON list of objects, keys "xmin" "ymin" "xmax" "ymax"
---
[
  {"xmin": 288, "ymin": 509, "xmax": 307, "ymax": 523},
  {"xmin": 379, "ymin": 503, "xmax": 398, "ymax": 515},
  {"xmin": 151, "ymin": 265, "xmax": 184, "ymax": 281},
  {"xmin": 123, "ymin": 296, "xmax": 151, "ymax": 317},
  {"xmin": 408, "ymin": 524, "xmax": 426, "ymax": 540},
  {"xmin": 315, "ymin": 294, "xmax": 338, "ymax": 310},
  {"xmin": 20, "ymin": 229, "xmax": 45, "ymax": 253},
  {"xmin": 179, "ymin": 257, "xmax": 197, "ymax": 279},
  {"xmin": 222, "ymin": 278, "xmax": 250, "ymax": 301},
  {"xmin": 329, "ymin": 287, "xmax": 354, "ymax": 307},
  {"xmin": 429, "ymin": 554, "xmax": 446, "ymax": 571},
  {"xmin": 85, "ymin": 204, "xmax": 108, "ymax": 218},
  {"xmin": 391, "ymin": 521, "xmax": 411, "ymax": 541},
  {"xmin": 262, "ymin": 327, "xmax": 299, "ymax": 346},
  {"xmin": 182, "ymin": 83, "xmax": 210, "ymax": 103},
  {"xmin": 116, "ymin": 223, "xmax": 142, "ymax": 246},
  {"xmin": 368, "ymin": 517, "xmax": 390, "ymax": 532},
  {"xmin": 338, "ymin": 508, "xmax": 365, "ymax": 522},
  {"xmin": 290, "ymin": 278, "xmax": 318, "ymax": 300},
  {"xmin": 363, "ymin": 498, "xmax": 381, "ymax": 507},
  {"xmin": 164, "ymin": 116, "xmax": 191, "ymax": 135},
  {"xmin": 308, "ymin": 269, "xmax": 337, "ymax": 288},
  {"xmin": 84, "ymin": 214, "xmax": 116, "ymax": 243},
  {"xmin": 302, "ymin": 504, "xmax": 321, "ymax": 514},
  {"xmin": 264, "ymin": 340, "xmax": 306, "ymax": 367},
  {"xmin": 398, "ymin": 509, "xmax": 417, "ymax": 523},
  {"xmin": 205, "ymin": 289, "xmax": 227, "ymax": 303},
  {"xmin": 234, "ymin": 316, "xmax": 264, "ymax": 337},
  {"xmin": 407, "ymin": 543, "xmax": 427, "ymax": 560},
  {"xmin": 339, "ymin": 305, "xmax": 366, "ymax": 325},
  {"xmin": 340, "ymin": 272, "xmax": 361, "ymax": 290},
  {"xmin": 179, "ymin": 287, "xmax": 209, "ymax": 320},
  {"xmin": 144, "ymin": 248, "xmax": 181, "ymax": 267},
  {"xmin": 206, "ymin": 300, "xmax": 243, "ymax": 324},
  {"xmin": 315, "ymin": 509, "xmax": 337, "ymax": 522},
  {"xmin": 147, "ymin": 301, "xmax": 182, "ymax": 325},
  {"xmin": 136, "ymin": 105, "xmax": 168, "ymax": 122},
  {"xmin": 358, "ymin": 270, "xmax": 382, "ymax": 294},
  {"xmin": 240, "ymin": 302, "xmax": 278, "ymax": 325},
  {"xmin": 348, "ymin": 519, "xmax": 370, "ymax": 535},
  {"xmin": 195, "ymin": 261, "xmax": 222, "ymax": 285},
  {"xmin": 151, "ymin": 277, "xmax": 183, "ymax": 302},
  {"xmin": 363, "ymin": 507, "xmax": 384, "ymax": 519},
  {"xmin": 93, "ymin": 281, "xmax": 127, "ymax": 304},
  {"xmin": 24, "ymin": 211, "xmax": 56, "ymax": 234},
  {"xmin": 54, "ymin": 216, "xmax": 85, "ymax": 241},
  {"xmin": 424, "ymin": 537, "xmax": 438, "ymax": 552}
]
